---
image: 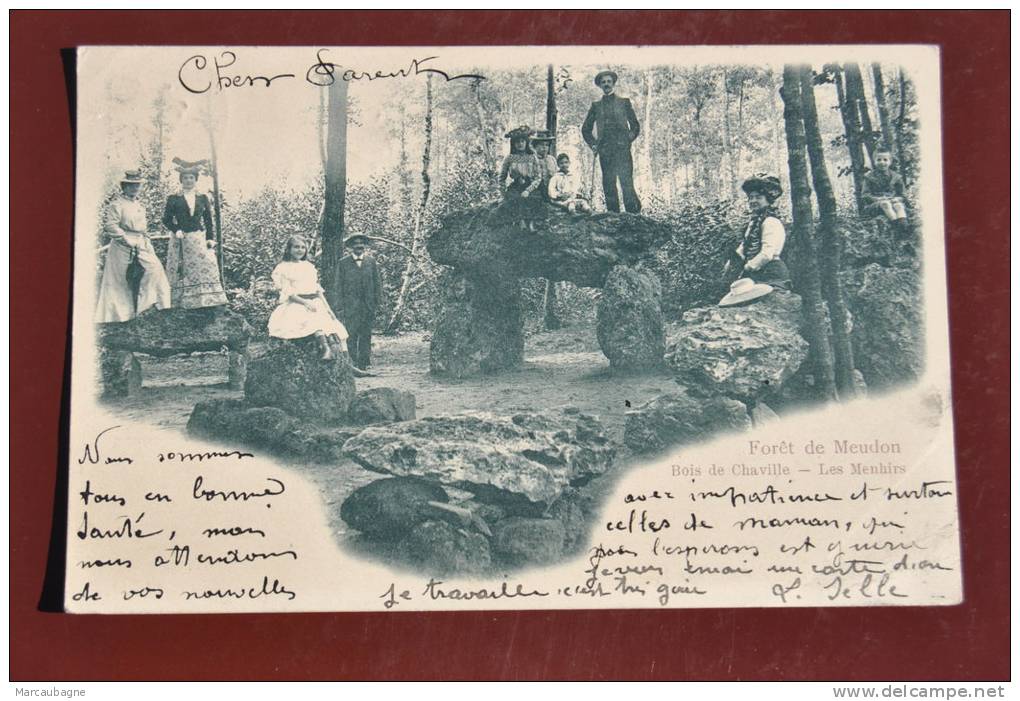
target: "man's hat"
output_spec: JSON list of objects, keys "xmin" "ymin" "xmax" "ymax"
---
[
  {"xmin": 594, "ymin": 69, "xmax": 619, "ymax": 86},
  {"xmin": 531, "ymin": 130, "xmax": 555, "ymax": 142},
  {"xmin": 120, "ymin": 169, "xmax": 145, "ymax": 185},
  {"xmin": 344, "ymin": 233, "xmax": 371, "ymax": 246},
  {"xmin": 741, "ymin": 173, "xmax": 783, "ymax": 202},
  {"xmin": 718, "ymin": 278, "xmax": 775, "ymax": 307}
]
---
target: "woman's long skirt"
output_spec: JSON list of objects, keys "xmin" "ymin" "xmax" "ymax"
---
[
  {"xmin": 94, "ymin": 236, "xmax": 171, "ymax": 323},
  {"xmin": 165, "ymin": 230, "xmax": 228, "ymax": 308}
]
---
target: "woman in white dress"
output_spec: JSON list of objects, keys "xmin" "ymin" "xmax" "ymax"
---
[
  {"xmin": 267, "ymin": 236, "xmax": 348, "ymax": 360},
  {"xmin": 94, "ymin": 170, "xmax": 172, "ymax": 323}
]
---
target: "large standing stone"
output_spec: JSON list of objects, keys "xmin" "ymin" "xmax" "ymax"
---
[
  {"xmin": 343, "ymin": 409, "xmax": 617, "ymax": 506},
  {"xmin": 396, "ymin": 520, "xmax": 493, "ymax": 576},
  {"xmin": 491, "ymin": 517, "xmax": 566, "ymax": 567},
  {"xmin": 596, "ymin": 265, "xmax": 665, "ymax": 371},
  {"xmin": 841, "ymin": 263, "xmax": 924, "ymax": 390},
  {"xmin": 430, "ymin": 273, "xmax": 524, "ymax": 378},
  {"xmin": 339, "ymin": 477, "xmax": 449, "ymax": 541},
  {"xmin": 623, "ymin": 391, "xmax": 752, "ymax": 454},
  {"xmin": 348, "ymin": 387, "xmax": 417, "ymax": 424},
  {"xmin": 245, "ymin": 339, "xmax": 356, "ymax": 423},
  {"xmin": 665, "ymin": 291, "xmax": 809, "ymax": 402}
]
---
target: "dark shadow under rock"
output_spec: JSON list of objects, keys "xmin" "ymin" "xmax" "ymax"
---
[{"xmin": 339, "ymin": 477, "xmax": 448, "ymax": 542}]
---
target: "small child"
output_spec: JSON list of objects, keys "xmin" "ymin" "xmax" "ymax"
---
[
  {"xmin": 267, "ymin": 235, "xmax": 349, "ymax": 360},
  {"xmin": 861, "ymin": 148, "xmax": 910, "ymax": 235},
  {"xmin": 547, "ymin": 154, "xmax": 592, "ymax": 213}
]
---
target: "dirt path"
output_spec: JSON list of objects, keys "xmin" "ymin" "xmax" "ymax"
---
[{"xmin": 115, "ymin": 324, "xmax": 674, "ymax": 543}]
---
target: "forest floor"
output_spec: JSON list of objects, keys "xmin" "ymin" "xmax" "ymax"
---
[{"xmin": 110, "ymin": 323, "xmax": 677, "ymax": 544}]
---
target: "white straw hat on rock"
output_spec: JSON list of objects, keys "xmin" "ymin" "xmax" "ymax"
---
[{"xmin": 718, "ymin": 278, "xmax": 774, "ymax": 307}]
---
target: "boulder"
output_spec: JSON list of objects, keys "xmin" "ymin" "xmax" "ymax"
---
[
  {"xmin": 545, "ymin": 487, "xmax": 592, "ymax": 553},
  {"xmin": 491, "ymin": 517, "xmax": 566, "ymax": 567},
  {"xmin": 343, "ymin": 409, "xmax": 617, "ymax": 506},
  {"xmin": 339, "ymin": 477, "xmax": 449, "ymax": 541},
  {"xmin": 430, "ymin": 273, "xmax": 524, "ymax": 378},
  {"xmin": 841, "ymin": 264, "xmax": 924, "ymax": 390},
  {"xmin": 349, "ymin": 387, "xmax": 417, "ymax": 424},
  {"xmin": 186, "ymin": 398, "xmax": 359, "ymax": 463},
  {"xmin": 596, "ymin": 265, "xmax": 666, "ymax": 371},
  {"xmin": 428, "ymin": 205, "xmax": 673, "ymax": 288},
  {"xmin": 665, "ymin": 290, "xmax": 809, "ymax": 402},
  {"xmin": 97, "ymin": 306, "xmax": 251, "ymax": 356},
  {"xmin": 396, "ymin": 520, "xmax": 492, "ymax": 576},
  {"xmin": 99, "ymin": 349, "xmax": 142, "ymax": 398},
  {"xmin": 245, "ymin": 339, "xmax": 356, "ymax": 423},
  {"xmin": 623, "ymin": 391, "xmax": 752, "ymax": 454}
]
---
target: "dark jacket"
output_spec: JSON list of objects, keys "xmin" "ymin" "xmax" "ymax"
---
[
  {"xmin": 581, "ymin": 94, "xmax": 640, "ymax": 148},
  {"xmin": 162, "ymin": 193, "xmax": 214, "ymax": 239},
  {"xmin": 331, "ymin": 254, "xmax": 383, "ymax": 326},
  {"xmin": 861, "ymin": 169, "xmax": 906, "ymax": 207}
]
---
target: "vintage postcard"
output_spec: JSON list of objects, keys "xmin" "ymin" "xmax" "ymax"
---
[{"xmin": 66, "ymin": 44, "xmax": 960, "ymax": 613}]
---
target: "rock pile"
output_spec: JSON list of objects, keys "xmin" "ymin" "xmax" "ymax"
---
[{"xmin": 338, "ymin": 407, "xmax": 618, "ymax": 573}]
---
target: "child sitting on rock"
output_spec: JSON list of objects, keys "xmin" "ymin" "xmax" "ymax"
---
[
  {"xmin": 861, "ymin": 147, "xmax": 910, "ymax": 235},
  {"xmin": 548, "ymin": 153, "xmax": 592, "ymax": 213},
  {"xmin": 268, "ymin": 235, "xmax": 348, "ymax": 361}
]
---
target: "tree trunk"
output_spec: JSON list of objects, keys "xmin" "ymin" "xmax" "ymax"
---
[
  {"xmin": 769, "ymin": 69, "xmax": 784, "ymax": 178},
  {"xmin": 203, "ymin": 98, "xmax": 225, "ymax": 281},
  {"xmin": 722, "ymin": 68, "xmax": 738, "ymax": 199},
  {"xmin": 386, "ymin": 76, "xmax": 434, "ymax": 333},
  {"xmin": 799, "ymin": 65, "xmax": 857, "ymax": 399},
  {"xmin": 542, "ymin": 65, "xmax": 562, "ymax": 330},
  {"xmin": 845, "ymin": 62, "xmax": 876, "ymax": 165},
  {"xmin": 321, "ymin": 77, "xmax": 349, "ymax": 298},
  {"xmin": 781, "ymin": 64, "xmax": 837, "ymax": 401},
  {"xmin": 895, "ymin": 69, "xmax": 913, "ymax": 185},
  {"xmin": 835, "ymin": 66, "xmax": 868, "ymax": 212},
  {"xmin": 871, "ymin": 63, "xmax": 896, "ymax": 153}
]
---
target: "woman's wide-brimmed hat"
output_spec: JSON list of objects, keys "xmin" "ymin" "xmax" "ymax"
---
[
  {"xmin": 344, "ymin": 233, "xmax": 371, "ymax": 246},
  {"xmin": 594, "ymin": 69, "xmax": 619, "ymax": 86},
  {"xmin": 718, "ymin": 277, "xmax": 775, "ymax": 307},
  {"xmin": 504, "ymin": 125, "xmax": 534, "ymax": 141},
  {"xmin": 120, "ymin": 169, "xmax": 145, "ymax": 185},
  {"xmin": 172, "ymin": 157, "xmax": 210, "ymax": 177},
  {"xmin": 741, "ymin": 173, "xmax": 783, "ymax": 202}
]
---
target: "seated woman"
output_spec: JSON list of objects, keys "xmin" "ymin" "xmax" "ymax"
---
[
  {"xmin": 267, "ymin": 236, "xmax": 348, "ymax": 361},
  {"xmin": 162, "ymin": 159, "xmax": 228, "ymax": 308},
  {"xmin": 95, "ymin": 170, "xmax": 172, "ymax": 322},
  {"xmin": 498, "ymin": 125, "xmax": 544, "ymax": 231},
  {"xmin": 724, "ymin": 173, "xmax": 792, "ymax": 292}
]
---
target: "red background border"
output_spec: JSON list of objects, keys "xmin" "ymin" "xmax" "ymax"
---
[{"xmin": 11, "ymin": 10, "xmax": 1010, "ymax": 681}]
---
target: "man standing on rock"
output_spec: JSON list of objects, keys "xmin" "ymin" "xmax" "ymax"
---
[
  {"xmin": 581, "ymin": 69, "xmax": 642, "ymax": 214},
  {"xmin": 330, "ymin": 234, "xmax": 384, "ymax": 371}
]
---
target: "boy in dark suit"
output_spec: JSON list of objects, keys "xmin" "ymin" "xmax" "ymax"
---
[{"xmin": 330, "ymin": 234, "xmax": 383, "ymax": 370}]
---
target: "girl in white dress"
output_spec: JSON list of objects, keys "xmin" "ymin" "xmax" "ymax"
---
[{"xmin": 267, "ymin": 236, "xmax": 348, "ymax": 360}]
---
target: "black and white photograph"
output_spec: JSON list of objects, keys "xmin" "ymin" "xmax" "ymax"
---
[{"xmin": 67, "ymin": 44, "xmax": 960, "ymax": 613}]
